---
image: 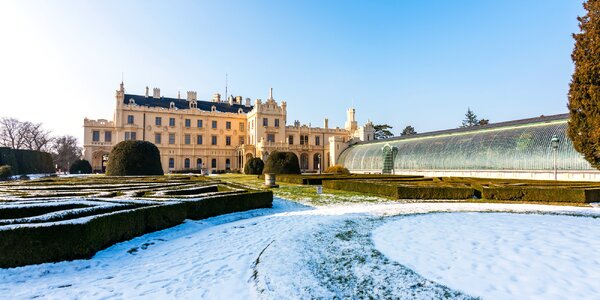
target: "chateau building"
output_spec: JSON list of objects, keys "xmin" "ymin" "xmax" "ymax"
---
[{"xmin": 83, "ymin": 82, "xmax": 374, "ymax": 173}]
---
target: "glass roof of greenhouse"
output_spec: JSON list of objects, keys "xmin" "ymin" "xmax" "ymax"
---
[{"xmin": 338, "ymin": 113, "xmax": 594, "ymax": 171}]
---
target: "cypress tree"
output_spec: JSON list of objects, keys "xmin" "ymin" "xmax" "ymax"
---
[{"xmin": 567, "ymin": 0, "xmax": 600, "ymax": 168}]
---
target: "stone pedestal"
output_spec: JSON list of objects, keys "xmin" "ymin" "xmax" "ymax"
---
[{"xmin": 264, "ymin": 173, "xmax": 279, "ymax": 188}]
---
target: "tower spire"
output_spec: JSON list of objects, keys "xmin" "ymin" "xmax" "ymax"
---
[
  {"xmin": 225, "ymin": 73, "xmax": 228, "ymax": 103},
  {"xmin": 269, "ymin": 87, "xmax": 273, "ymax": 100}
]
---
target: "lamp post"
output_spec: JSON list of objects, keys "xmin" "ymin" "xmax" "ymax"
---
[{"xmin": 551, "ymin": 135, "xmax": 559, "ymax": 180}]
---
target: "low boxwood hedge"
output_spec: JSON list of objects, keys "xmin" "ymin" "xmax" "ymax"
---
[
  {"xmin": 185, "ymin": 190, "xmax": 273, "ymax": 220},
  {"xmin": 323, "ymin": 180, "xmax": 475, "ymax": 199},
  {"xmin": 483, "ymin": 186, "xmax": 600, "ymax": 203}
]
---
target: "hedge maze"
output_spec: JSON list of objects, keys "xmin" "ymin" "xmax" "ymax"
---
[{"xmin": 0, "ymin": 176, "xmax": 272, "ymax": 268}]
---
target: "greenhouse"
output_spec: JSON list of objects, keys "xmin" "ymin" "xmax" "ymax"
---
[{"xmin": 337, "ymin": 114, "xmax": 597, "ymax": 179}]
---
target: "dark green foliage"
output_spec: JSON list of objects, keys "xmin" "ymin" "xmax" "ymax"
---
[
  {"xmin": 567, "ymin": 0, "xmax": 600, "ymax": 169},
  {"xmin": 0, "ymin": 165, "xmax": 12, "ymax": 180},
  {"xmin": 244, "ymin": 157, "xmax": 264, "ymax": 175},
  {"xmin": 106, "ymin": 141, "xmax": 164, "ymax": 176},
  {"xmin": 185, "ymin": 190, "xmax": 273, "ymax": 220},
  {"xmin": 0, "ymin": 147, "xmax": 53, "ymax": 174},
  {"xmin": 483, "ymin": 186, "xmax": 600, "ymax": 203},
  {"xmin": 263, "ymin": 151, "xmax": 301, "ymax": 174},
  {"xmin": 461, "ymin": 108, "xmax": 479, "ymax": 127},
  {"xmin": 400, "ymin": 125, "xmax": 417, "ymax": 136},
  {"xmin": 322, "ymin": 180, "xmax": 475, "ymax": 199},
  {"xmin": 163, "ymin": 185, "xmax": 219, "ymax": 196},
  {"xmin": 374, "ymin": 124, "xmax": 394, "ymax": 139},
  {"xmin": 69, "ymin": 159, "xmax": 92, "ymax": 174}
]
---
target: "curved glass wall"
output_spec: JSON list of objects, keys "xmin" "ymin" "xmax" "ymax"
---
[{"xmin": 338, "ymin": 119, "xmax": 593, "ymax": 172}]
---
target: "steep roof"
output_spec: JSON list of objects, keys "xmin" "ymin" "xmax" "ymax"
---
[{"xmin": 123, "ymin": 94, "xmax": 253, "ymax": 114}]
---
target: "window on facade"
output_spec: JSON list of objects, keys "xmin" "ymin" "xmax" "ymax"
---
[
  {"xmin": 155, "ymin": 117, "xmax": 162, "ymax": 126},
  {"xmin": 104, "ymin": 131, "xmax": 112, "ymax": 142},
  {"xmin": 263, "ymin": 118, "xmax": 268, "ymax": 127},
  {"xmin": 155, "ymin": 133, "xmax": 161, "ymax": 144},
  {"xmin": 211, "ymin": 158, "xmax": 217, "ymax": 168},
  {"xmin": 267, "ymin": 134, "xmax": 275, "ymax": 143},
  {"xmin": 184, "ymin": 158, "xmax": 190, "ymax": 169},
  {"xmin": 274, "ymin": 119, "xmax": 279, "ymax": 128},
  {"xmin": 169, "ymin": 118, "xmax": 175, "ymax": 127},
  {"xmin": 239, "ymin": 122, "xmax": 245, "ymax": 131},
  {"xmin": 211, "ymin": 135, "xmax": 217, "ymax": 145},
  {"xmin": 239, "ymin": 136, "xmax": 245, "ymax": 145},
  {"xmin": 169, "ymin": 133, "xmax": 175, "ymax": 144},
  {"xmin": 288, "ymin": 135, "xmax": 294, "ymax": 145},
  {"xmin": 315, "ymin": 136, "xmax": 320, "ymax": 146},
  {"xmin": 225, "ymin": 159, "xmax": 231, "ymax": 170},
  {"xmin": 169, "ymin": 158, "xmax": 175, "ymax": 169},
  {"xmin": 226, "ymin": 136, "xmax": 231, "ymax": 146},
  {"xmin": 212, "ymin": 120, "xmax": 217, "ymax": 129},
  {"xmin": 131, "ymin": 132, "xmax": 137, "ymax": 140},
  {"xmin": 127, "ymin": 115, "xmax": 134, "ymax": 124},
  {"xmin": 92, "ymin": 131, "xmax": 100, "ymax": 142},
  {"xmin": 300, "ymin": 135, "xmax": 308, "ymax": 145},
  {"xmin": 226, "ymin": 121, "xmax": 231, "ymax": 130},
  {"xmin": 185, "ymin": 119, "xmax": 191, "ymax": 128},
  {"xmin": 184, "ymin": 134, "xmax": 191, "ymax": 145},
  {"xmin": 197, "ymin": 119, "xmax": 203, "ymax": 128},
  {"xmin": 124, "ymin": 132, "xmax": 136, "ymax": 141},
  {"xmin": 197, "ymin": 135, "xmax": 203, "ymax": 145}
]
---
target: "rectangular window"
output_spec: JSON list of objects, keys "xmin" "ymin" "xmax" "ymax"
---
[
  {"xmin": 263, "ymin": 118, "xmax": 268, "ymax": 127},
  {"xmin": 184, "ymin": 134, "xmax": 191, "ymax": 145},
  {"xmin": 300, "ymin": 135, "xmax": 308, "ymax": 145},
  {"xmin": 131, "ymin": 132, "xmax": 136, "ymax": 140},
  {"xmin": 226, "ymin": 136, "xmax": 231, "ymax": 146},
  {"xmin": 211, "ymin": 135, "xmax": 217, "ymax": 145},
  {"xmin": 169, "ymin": 118, "xmax": 175, "ymax": 127},
  {"xmin": 92, "ymin": 130, "xmax": 100, "ymax": 142},
  {"xmin": 267, "ymin": 134, "xmax": 275, "ymax": 143},
  {"xmin": 169, "ymin": 133, "xmax": 175, "ymax": 144},
  {"xmin": 169, "ymin": 158, "xmax": 175, "ymax": 169},
  {"xmin": 288, "ymin": 135, "xmax": 294, "ymax": 145},
  {"xmin": 274, "ymin": 119, "xmax": 280, "ymax": 128},
  {"xmin": 211, "ymin": 158, "xmax": 217, "ymax": 168},
  {"xmin": 226, "ymin": 121, "xmax": 231, "ymax": 130},
  {"xmin": 155, "ymin": 117, "xmax": 162, "ymax": 126},
  {"xmin": 197, "ymin": 135, "xmax": 203, "ymax": 145},
  {"xmin": 185, "ymin": 119, "xmax": 191, "ymax": 128},
  {"xmin": 127, "ymin": 115, "xmax": 134, "ymax": 124},
  {"xmin": 239, "ymin": 122, "xmax": 245, "ymax": 131},
  {"xmin": 239, "ymin": 136, "xmax": 245, "ymax": 145},
  {"xmin": 124, "ymin": 132, "xmax": 136, "ymax": 141},
  {"xmin": 315, "ymin": 136, "xmax": 320, "ymax": 146},
  {"xmin": 104, "ymin": 131, "xmax": 112, "ymax": 142},
  {"xmin": 197, "ymin": 119, "xmax": 203, "ymax": 128},
  {"xmin": 155, "ymin": 133, "xmax": 161, "ymax": 144},
  {"xmin": 212, "ymin": 120, "xmax": 217, "ymax": 129}
]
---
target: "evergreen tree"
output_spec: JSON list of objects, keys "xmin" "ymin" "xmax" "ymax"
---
[
  {"xmin": 373, "ymin": 124, "xmax": 394, "ymax": 139},
  {"xmin": 400, "ymin": 125, "xmax": 417, "ymax": 136},
  {"xmin": 567, "ymin": 0, "xmax": 600, "ymax": 169},
  {"xmin": 461, "ymin": 108, "xmax": 479, "ymax": 127}
]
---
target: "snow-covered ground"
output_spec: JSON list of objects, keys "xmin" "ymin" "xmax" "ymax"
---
[
  {"xmin": 373, "ymin": 212, "xmax": 600, "ymax": 300},
  {"xmin": 1, "ymin": 198, "xmax": 599, "ymax": 299}
]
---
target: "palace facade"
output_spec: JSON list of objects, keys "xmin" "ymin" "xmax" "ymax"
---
[{"xmin": 83, "ymin": 82, "xmax": 374, "ymax": 173}]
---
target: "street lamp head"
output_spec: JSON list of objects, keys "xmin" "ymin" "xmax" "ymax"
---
[{"xmin": 551, "ymin": 135, "xmax": 560, "ymax": 150}]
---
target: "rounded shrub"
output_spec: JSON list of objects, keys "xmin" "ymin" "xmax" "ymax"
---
[
  {"xmin": 244, "ymin": 157, "xmax": 264, "ymax": 175},
  {"xmin": 263, "ymin": 151, "xmax": 301, "ymax": 175},
  {"xmin": 69, "ymin": 159, "xmax": 93, "ymax": 174},
  {"xmin": 0, "ymin": 165, "xmax": 12, "ymax": 181},
  {"xmin": 106, "ymin": 141, "xmax": 164, "ymax": 176},
  {"xmin": 325, "ymin": 164, "xmax": 350, "ymax": 175}
]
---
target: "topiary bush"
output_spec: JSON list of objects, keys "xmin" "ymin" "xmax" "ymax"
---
[
  {"xmin": 106, "ymin": 141, "xmax": 164, "ymax": 176},
  {"xmin": 244, "ymin": 157, "xmax": 264, "ymax": 175},
  {"xmin": 263, "ymin": 151, "xmax": 301, "ymax": 175},
  {"xmin": 69, "ymin": 159, "xmax": 93, "ymax": 174},
  {"xmin": 325, "ymin": 164, "xmax": 350, "ymax": 175},
  {"xmin": 0, "ymin": 165, "xmax": 12, "ymax": 181}
]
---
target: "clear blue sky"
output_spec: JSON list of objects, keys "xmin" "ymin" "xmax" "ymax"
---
[{"xmin": 0, "ymin": 1, "xmax": 584, "ymax": 142}]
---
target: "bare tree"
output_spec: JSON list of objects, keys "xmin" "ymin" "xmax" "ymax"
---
[
  {"xmin": 22, "ymin": 122, "xmax": 53, "ymax": 151},
  {"xmin": 51, "ymin": 135, "xmax": 82, "ymax": 171},
  {"xmin": 0, "ymin": 118, "xmax": 52, "ymax": 151},
  {"xmin": 0, "ymin": 117, "xmax": 26, "ymax": 149}
]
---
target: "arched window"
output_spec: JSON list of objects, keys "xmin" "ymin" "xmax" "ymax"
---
[
  {"xmin": 196, "ymin": 158, "xmax": 203, "ymax": 170},
  {"xmin": 225, "ymin": 158, "xmax": 231, "ymax": 170},
  {"xmin": 211, "ymin": 105, "xmax": 216, "ymax": 112},
  {"xmin": 184, "ymin": 158, "xmax": 190, "ymax": 169},
  {"xmin": 128, "ymin": 98, "xmax": 136, "ymax": 105},
  {"xmin": 313, "ymin": 153, "xmax": 321, "ymax": 171},
  {"xmin": 238, "ymin": 108, "xmax": 244, "ymax": 114},
  {"xmin": 170, "ymin": 102, "xmax": 175, "ymax": 109},
  {"xmin": 300, "ymin": 153, "xmax": 309, "ymax": 171}
]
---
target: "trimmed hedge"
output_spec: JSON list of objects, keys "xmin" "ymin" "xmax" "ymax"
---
[
  {"xmin": 263, "ymin": 151, "xmax": 301, "ymax": 175},
  {"xmin": 244, "ymin": 157, "xmax": 264, "ymax": 175},
  {"xmin": 324, "ymin": 165, "xmax": 350, "ymax": 175},
  {"xmin": 0, "ymin": 165, "xmax": 11, "ymax": 181},
  {"xmin": 483, "ymin": 186, "xmax": 600, "ymax": 203},
  {"xmin": 322, "ymin": 180, "xmax": 475, "ymax": 199},
  {"xmin": 185, "ymin": 190, "xmax": 273, "ymax": 220},
  {"xmin": 69, "ymin": 159, "xmax": 92, "ymax": 174},
  {"xmin": 106, "ymin": 141, "xmax": 164, "ymax": 176},
  {"xmin": 0, "ymin": 147, "xmax": 54, "ymax": 175}
]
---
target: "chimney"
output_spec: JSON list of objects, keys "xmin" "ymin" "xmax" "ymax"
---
[
  {"xmin": 153, "ymin": 88, "xmax": 160, "ymax": 99},
  {"xmin": 245, "ymin": 98, "xmax": 251, "ymax": 107},
  {"xmin": 212, "ymin": 93, "xmax": 221, "ymax": 102},
  {"xmin": 145, "ymin": 86, "xmax": 149, "ymax": 97},
  {"xmin": 187, "ymin": 91, "xmax": 197, "ymax": 101},
  {"xmin": 227, "ymin": 95, "xmax": 234, "ymax": 105},
  {"xmin": 235, "ymin": 96, "xmax": 242, "ymax": 104},
  {"xmin": 324, "ymin": 118, "xmax": 329, "ymax": 129}
]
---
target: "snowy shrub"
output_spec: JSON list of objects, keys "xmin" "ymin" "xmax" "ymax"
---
[
  {"xmin": 244, "ymin": 157, "xmax": 264, "ymax": 175},
  {"xmin": 324, "ymin": 165, "xmax": 350, "ymax": 175},
  {"xmin": 263, "ymin": 151, "xmax": 301, "ymax": 175},
  {"xmin": 69, "ymin": 159, "xmax": 93, "ymax": 174},
  {"xmin": 106, "ymin": 141, "xmax": 164, "ymax": 176}
]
